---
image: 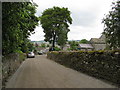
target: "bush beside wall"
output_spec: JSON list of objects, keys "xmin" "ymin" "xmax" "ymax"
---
[
  {"xmin": 47, "ymin": 50, "xmax": 120, "ymax": 86},
  {"xmin": 2, "ymin": 53, "xmax": 26, "ymax": 87}
]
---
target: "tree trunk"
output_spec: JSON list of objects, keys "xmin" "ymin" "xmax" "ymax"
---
[{"xmin": 52, "ymin": 33, "xmax": 56, "ymax": 51}]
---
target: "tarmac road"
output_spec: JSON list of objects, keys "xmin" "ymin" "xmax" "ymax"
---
[{"xmin": 6, "ymin": 55, "xmax": 116, "ymax": 88}]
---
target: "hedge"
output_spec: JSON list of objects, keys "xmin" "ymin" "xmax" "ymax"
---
[{"xmin": 47, "ymin": 50, "xmax": 120, "ymax": 86}]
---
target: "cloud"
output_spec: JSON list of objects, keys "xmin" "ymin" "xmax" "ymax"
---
[
  {"xmin": 29, "ymin": 25, "xmax": 45, "ymax": 41},
  {"xmin": 71, "ymin": 10, "xmax": 99, "ymax": 27},
  {"xmin": 68, "ymin": 25, "xmax": 103, "ymax": 40},
  {"xmin": 30, "ymin": 0, "xmax": 114, "ymax": 41}
]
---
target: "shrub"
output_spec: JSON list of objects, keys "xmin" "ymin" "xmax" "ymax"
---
[{"xmin": 54, "ymin": 46, "xmax": 61, "ymax": 51}]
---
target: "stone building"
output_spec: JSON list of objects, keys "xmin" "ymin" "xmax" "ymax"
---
[
  {"xmin": 90, "ymin": 34, "xmax": 106, "ymax": 50},
  {"xmin": 78, "ymin": 44, "xmax": 94, "ymax": 51}
]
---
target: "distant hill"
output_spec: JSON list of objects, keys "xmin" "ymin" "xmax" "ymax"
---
[
  {"xmin": 68, "ymin": 40, "xmax": 80, "ymax": 41},
  {"xmin": 31, "ymin": 40, "xmax": 81, "ymax": 43},
  {"xmin": 31, "ymin": 40, "xmax": 45, "ymax": 43},
  {"xmin": 31, "ymin": 40, "xmax": 49, "ymax": 45}
]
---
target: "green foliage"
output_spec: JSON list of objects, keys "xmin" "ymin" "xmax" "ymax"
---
[
  {"xmin": 102, "ymin": 0, "xmax": 120, "ymax": 50},
  {"xmin": 28, "ymin": 42, "xmax": 35, "ymax": 52},
  {"xmin": 40, "ymin": 43, "xmax": 46, "ymax": 48},
  {"xmin": 79, "ymin": 39, "xmax": 89, "ymax": 44},
  {"xmin": 57, "ymin": 28, "xmax": 68, "ymax": 49},
  {"xmin": 47, "ymin": 50, "xmax": 120, "ymax": 86},
  {"xmin": 68, "ymin": 41, "xmax": 79, "ymax": 50},
  {"xmin": 35, "ymin": 43, "xmax": 39, "ymax": 47},
  {"xmin": 20, "ymin": 39, "xmax": 34, "ymax": 53},
  {"xmin": 47, "ymin": 44, "xmax": 49, "ymax": 47},
  {"xmin": 54, "ymin": 46, "xmax": 61, "ymax": 51},
  {"xmin": 40, "ymin": 6, "xmax": 72, "ymax": 49},
  {"xmin": 13, "ymin": 49, "xmax": 23, "ymax": 54},
  {"xmin": 2, "ymin": 2, "xmax": 39, "ymax": 55},
  {"xmin": 67, "ymin": 48, "xmax": 72, "ymax": 51},
  {"xmin": 67, "ymin": 48, "xmax": 76, "ymax": 51}
]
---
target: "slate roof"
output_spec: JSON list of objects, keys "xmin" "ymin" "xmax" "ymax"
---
[
  {"xmin": 79, "ymin": 44, "xmax": 94, "ymax": 49},
  {"xmin": 90, "ymin": 38, "xmax": 105, "ymax": 44}
]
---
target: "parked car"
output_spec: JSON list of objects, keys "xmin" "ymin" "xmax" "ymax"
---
[
  {"xmin": 38, "ymin": 51, "xmax": 43, "ymax": 55},
  {"xmin": 27, "ymin": 52, "xmax": 35, "ymax": 58}
]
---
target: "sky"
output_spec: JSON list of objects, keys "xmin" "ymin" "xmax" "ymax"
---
[{"xmin": 29, "ymin": 0, "xmax": 114, "ymax": 41}]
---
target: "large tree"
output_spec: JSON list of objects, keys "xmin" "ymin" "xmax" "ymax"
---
[
  {"xmin": 2, "ymin": 2, "xmax": 39, "ymax": 55},
  {"xmin": 40, "ymin": 7, "xmax": 72, "ymax": 50},
  {"xmin": 79, "ymin": 39, "xmax": 89, "ymax": 44},
  {"xmin": 57, "ymin": 24, "xmax": 68, "ymax": 49},
  {"xmin": 102, "ymin": 0, "xmax": 120, "ymax": 50}
]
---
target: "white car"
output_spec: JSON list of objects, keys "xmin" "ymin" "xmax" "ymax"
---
[
  {"xmin": 27, "ymin": 52, "xmax": 35, "ymax": 58},
  {"xmin": 38, "ymin": 51, "xmax": 43, "ymax": 55}
]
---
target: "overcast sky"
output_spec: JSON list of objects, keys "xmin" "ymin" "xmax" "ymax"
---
[{"xmin": 29, "ymin": 0, "xmax": 114, "ymax": 41}]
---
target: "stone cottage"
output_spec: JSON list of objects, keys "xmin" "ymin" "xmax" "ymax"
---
[
  {"xmin": 90, "ymin": 34, "xmax": 106, "ymax": 50},
  {"xmin": 78, "ymin": 44, "xmax": 94, "ymax": 51}
]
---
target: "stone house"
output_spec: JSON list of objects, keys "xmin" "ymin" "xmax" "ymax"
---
[
  {"xmin": 78, "ymin": 44, "xmax": 94, "ymax": 51},
  {"xmin": 77, "ymin": 34, "xmax": 106, "ymax": 51},
  {"xmin": 62, "ymin": 34, "xmax": 107, "ymax": 51},
  {"xmin": 90, "ymin": 34, "xmax": 106, "ymax": 50}
]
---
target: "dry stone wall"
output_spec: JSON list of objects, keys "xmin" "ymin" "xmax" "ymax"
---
[
  {"xmin": 47, "ymin": 50, "xmax": 120, "ymax": 87},
  {"xmin": 2, "ymin": 53, "xmax": 26, "ymax": 87}
]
